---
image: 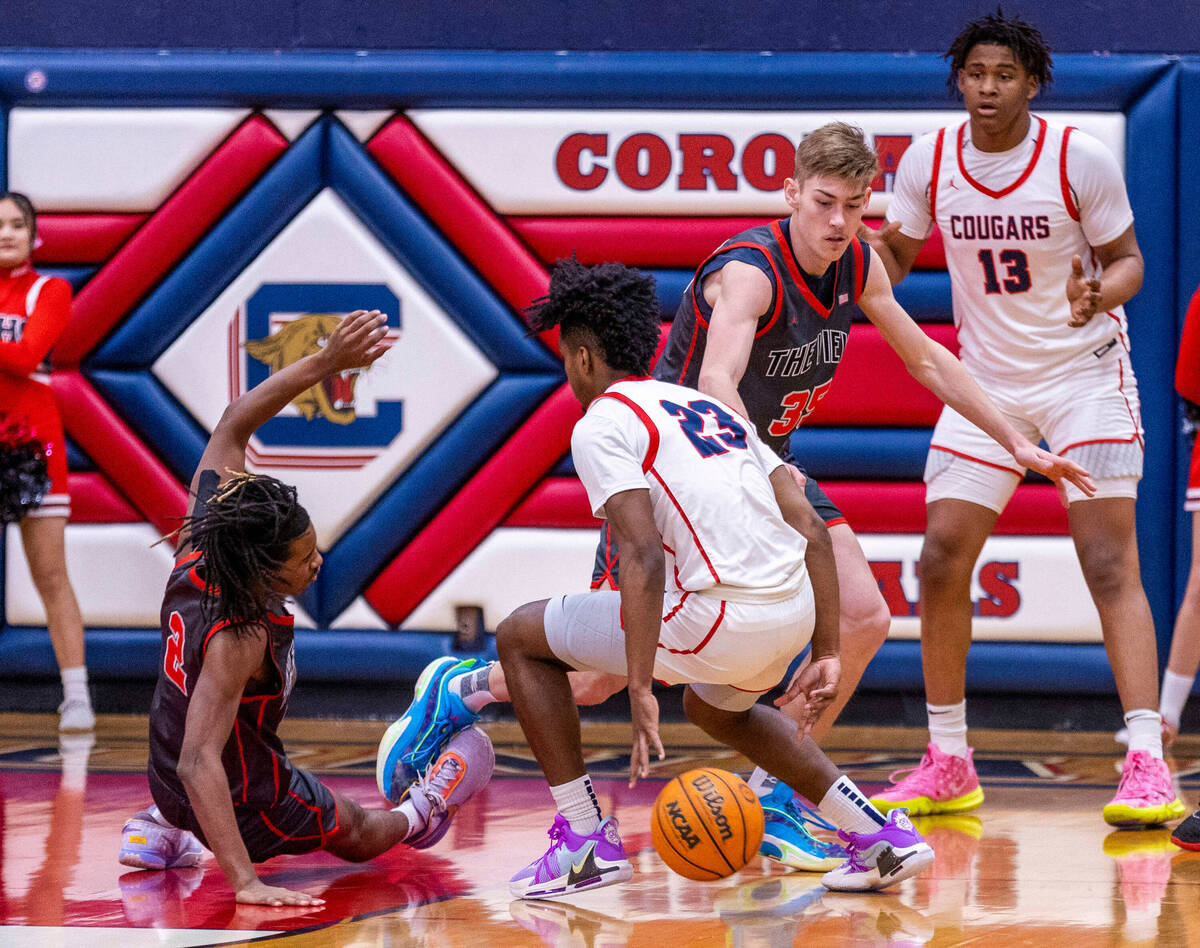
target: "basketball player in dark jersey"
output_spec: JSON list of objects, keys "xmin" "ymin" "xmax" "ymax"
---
[
  {"xmin": 382, "ymin": 122, "xmax": 1092, "ymax": 871},
  {"xmin": 117, "ymin": 308, "xmax": 494, "ymax": 907}
]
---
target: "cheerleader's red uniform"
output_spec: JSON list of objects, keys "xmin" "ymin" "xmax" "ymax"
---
[
  {"xmin": 1179, "ymin": 283, "xmax": 1200, "ymax": 512},
  {"xmin": 0, "ymin": 261, "xmax": 71, "ymax": 518}
]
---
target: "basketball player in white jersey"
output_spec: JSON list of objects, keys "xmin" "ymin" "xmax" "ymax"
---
[
  {"xmin": 497, "ymin": 258, "xmax": 935, "ymax": 899},
  {"xmin": 866, "ymin": 10, "xmax": 1182, "ymax": 825}
]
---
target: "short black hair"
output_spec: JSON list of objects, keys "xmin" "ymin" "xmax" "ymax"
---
[
  {"xmin": 946, "ymin": 9, "xmax": 1053, "ymax": 93},
  {"xmin": 527, "ymin": 258, "xmax": 661, "ymax": 376},
  {"xmin": 181, "ymin": 473, "xmax": 312, "ymax": 633}
]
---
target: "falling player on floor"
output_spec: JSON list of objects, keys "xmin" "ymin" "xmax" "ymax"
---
[{"xmin": 117, "ymin": 308, "xmax": 494, "ymax": 906}]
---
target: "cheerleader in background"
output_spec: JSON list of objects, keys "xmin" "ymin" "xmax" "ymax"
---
[
  {"xmin": 1168, "ymin": 283, "xmax": 1200, "ymax": 848},
  {"xmin": 0, "ymin": 191, "xmax": 93, "ymax": 731}
]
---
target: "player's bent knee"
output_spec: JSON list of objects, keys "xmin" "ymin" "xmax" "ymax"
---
[
  {"xmin": 323, "ymin": 801, "xmax": 374, "ymax": 862},
  {"xmin": 682, "ymin": 687, "xmax": 743, "ymax": 739},
  {"xmin": 843, "ymin": 594, "xmax": 890, "ymax": 652},
  {"xmin": 497, "ymin": 599, "xmax": 556, "ymax": 663},
  {"xmin": 570, "ymin": 672, "xmax": 625, "ymax": 706}
]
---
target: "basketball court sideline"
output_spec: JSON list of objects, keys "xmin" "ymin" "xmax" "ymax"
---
[{"xmin": 3, "ymin": 713, "xmax": 1200, "ymax": 946}]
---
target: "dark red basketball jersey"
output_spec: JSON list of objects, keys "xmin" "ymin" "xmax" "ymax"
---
[
  {"xmin": 147, "ymin": 551, "xmax": 298, "ymax": 821},
  {"xmin": 654, "ymin": 220, "xmax": 868, "ymax": 459}
]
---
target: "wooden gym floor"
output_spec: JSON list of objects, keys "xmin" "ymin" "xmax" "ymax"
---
[{"xmin": 3, "ymin": 712, "xmax": 1200, "ymax": 946}]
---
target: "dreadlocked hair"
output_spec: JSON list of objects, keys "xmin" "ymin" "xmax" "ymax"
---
[
  {"xmin": 527, "ymin": 257, "xmax": 661, "ymax": 376},
  {"xmin": 178, "ymin": 472, "xmax": 312, "ymax": 634},
  {"xmin": 946, "ymin": 8, "xmax": 1053, "ymax": 93}
]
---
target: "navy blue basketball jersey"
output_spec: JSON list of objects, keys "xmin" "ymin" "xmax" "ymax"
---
[
  {"xmin": 147, "ymin": 551, "xmax": 299, "ymax": 822},
  {"xmin": 654, "ymin": 219, "xmax": 868, "ymax": 459}
]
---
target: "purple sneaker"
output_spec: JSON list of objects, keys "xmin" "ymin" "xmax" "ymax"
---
[
  {"xmin": 821, "ymin": 809, "xmax": 935, "ymax": 892},
  {"xmin": 402, "ymin": 725, "xmax": 494, "ymax": 849},
  {"xmin": 510, "ymin": 814, "xmax": 634, "ymax": 900},
  {"xmin": 118, "ymin": 810, "xmax": 204, "ymax": 870}
]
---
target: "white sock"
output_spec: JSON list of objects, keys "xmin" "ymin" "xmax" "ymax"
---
[
  {"xmin": 59, "ymin": 735, "xmax": 93, "ymax": 791},
  {"xmin": 1124, "ymin": 709, "xmax": 1164, "ymax": 759},
  {"xmin": 396, "ymin": 797, "xmax": 425, "ymax": 840},
  {"xmin": 550, "ymin": 774, "xmax": 602, "ymax": 834},
  {"xmin": 1160, "ymin": 670, "xmax": 1195, "ymax": 730},
  {"xmin": 747, "ymin": 768, "xmax": 775, "ymax": 797},
  {"xmin": 449, "ymin": 663, "xmax": 497, "ymax": 713},
  {"xmin": 60, "ymin": 666, "xmax": 90, "ymax": 707},
  {"xmin": 927, "ymin": 700, "xmax": 968, "ymax": 757},
  {"xmin": 818, "ymin": 775, "xmax": 888, "ymax": 834}
]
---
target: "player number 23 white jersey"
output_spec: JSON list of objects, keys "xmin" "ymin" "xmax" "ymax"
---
[{"xmin": 571, "ymin": 377, "xmax": 807, "ymax": 594}]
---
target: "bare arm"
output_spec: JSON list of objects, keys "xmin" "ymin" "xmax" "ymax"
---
[
  {"xmin": 695, "ymin": 261, "xmax": 775, "ymax": 419},
  {"xmin": 768, "ymin": 467, "xmax": 838, "ymax": 661},
  {"xmin": 175, "ymin": 629, "xmax": 321, "ymax": 906},
  {"xmin": 1067, "ymin": 225, "xmax": 1144, "ymax": 327},
  {"xmin": 605, "ymin": 488, "xmax": 666, "ymax": 786},
  {"xmin": 767, "ymin": 466, "xmax": 841, "ymax": 736},
  {"xmin": 858, "ymin": 247, "xmax": 1095, "ymax": 495},
  {"xmin": 186, "ymin": 309, "xmax": 390, "ymax": 517}
]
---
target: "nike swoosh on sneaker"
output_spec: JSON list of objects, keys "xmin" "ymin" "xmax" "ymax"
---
[
  {"xmin": 875, "ymin": 846, "xmax": 921, "ymax": 878},
  {"xmin": 566, "ymin": 844, "xmax": 619, "ymax": 887}
]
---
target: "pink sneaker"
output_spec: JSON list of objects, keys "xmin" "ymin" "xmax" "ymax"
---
[
  {"xmin": 869, "ymin": 743, "xmax": 983, "ymax": 816},
  {"xmin": 1102, "ymin": 750, "xmax": 1186, "ymax": 827}
]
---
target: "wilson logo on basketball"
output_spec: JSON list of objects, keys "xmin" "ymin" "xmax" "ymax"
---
[{"xmin": 691, "ymin": 773, "xmax": 735, "ymax": 842}]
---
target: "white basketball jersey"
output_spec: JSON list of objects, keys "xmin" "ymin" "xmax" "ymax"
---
[
  {"xmin": 571, "ymin": 377, "xmax": 807, "ymax": 593},
  {"xmin": 889, "ymin": 116, "xmax": 1134, "ymax": 381}
]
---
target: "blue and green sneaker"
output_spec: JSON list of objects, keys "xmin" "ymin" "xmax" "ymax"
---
[
  {"xmin": 377, "ymin": 656, "xmax": 486, "ymax": 802},
  {"xmin": 759, "ymin": 778, "xmax": 848, "ymax": 872}
]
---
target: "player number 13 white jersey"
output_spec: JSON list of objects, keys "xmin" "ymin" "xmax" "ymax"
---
[{"xmin": 888, "ymin": 116, "xmax": 1135, "ymax": 381}]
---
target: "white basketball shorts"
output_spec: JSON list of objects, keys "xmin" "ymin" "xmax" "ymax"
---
[
  {"xmin": 543, "ymin": 585, "xmax": 815, "ymax": 712},
  {"xmin": 926, "ymin": 343, "xmax": 1143, "ymax": 511}
]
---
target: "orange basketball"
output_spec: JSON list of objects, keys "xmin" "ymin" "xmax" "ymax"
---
[{"xmin": 651, "ymin": 768, "xmax": 764, "ymax": 880}]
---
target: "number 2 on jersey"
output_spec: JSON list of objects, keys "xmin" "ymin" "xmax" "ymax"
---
[
  {"xmin": 661, "ymin": 398, "xmax": 748, "ymax": 457},
  {"xmin": 978, "ymin": 248, "xmax": 1031, "ymax": 294},
  {"xmin": 164, "ymin": 610, "xmax": 188, "ymax": 696}
]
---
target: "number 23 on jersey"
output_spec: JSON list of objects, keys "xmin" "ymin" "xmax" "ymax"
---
[{"xmin": 661, "ymin": 398, "xmax": 748, "ymax": 457}]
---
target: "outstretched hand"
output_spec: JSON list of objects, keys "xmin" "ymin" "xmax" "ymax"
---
[
  {"xmin": 628, "ymin": 687, "xmax": 665, "ymax": 788},
  {"xmin": 775, "ymin": 655, "xmax": 840, "ymax": 741},
  {"xmin": 322, "ymin": 309, "xmax": 391, "ymax": 373},
  {"xmin": 236, "ymin": 880, "xmax": 326, "ymax": 907},
  {"xmin": 1010, "ymin": 442, "xmax": 1096, "ymax": 504},
  {"xmin": 1066, "ymin": 255, "xmax": 1103, "ymax": 327}
]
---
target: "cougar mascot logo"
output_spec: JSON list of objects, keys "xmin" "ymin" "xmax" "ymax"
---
[{"xmin": 245, "ymin": 313, "xmax": 361, "ymax": 425}]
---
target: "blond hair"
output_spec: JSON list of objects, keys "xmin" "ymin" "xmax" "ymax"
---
[{"xmin": 793, "ymin": 122, "xmax": 879, "ymax": 189}]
